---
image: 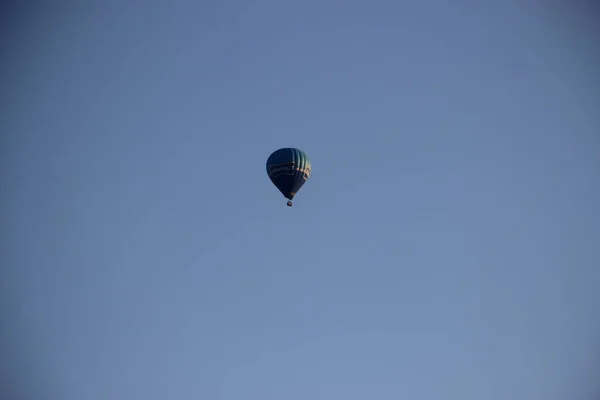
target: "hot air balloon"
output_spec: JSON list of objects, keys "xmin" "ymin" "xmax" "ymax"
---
[{"xmin": 266, "ymin": 148, "xmax": 311, "ymax": 207}]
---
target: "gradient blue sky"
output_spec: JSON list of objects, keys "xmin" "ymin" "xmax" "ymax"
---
[{"xmin": 2, "ymin": 2, "xmax": 599, "ymax": 399}]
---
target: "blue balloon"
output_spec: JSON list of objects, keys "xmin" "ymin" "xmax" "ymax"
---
[{"xmin": 266, "ymin": 148, "xmax": 311, "ymax": 207}]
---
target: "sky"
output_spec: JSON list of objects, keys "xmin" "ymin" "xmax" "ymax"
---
[{"xmin": 1, "ymin": 1, "xmax": 599, "ymax": 399}]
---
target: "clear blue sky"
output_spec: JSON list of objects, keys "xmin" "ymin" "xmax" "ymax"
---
[{"xmin": 2, "ymin": 2, "xmax": 599, "ymax": 399}]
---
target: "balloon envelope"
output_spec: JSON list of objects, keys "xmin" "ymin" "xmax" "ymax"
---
[{"xmin": 266, "ymin": 148, "xmax": 311, "ymax": 201}]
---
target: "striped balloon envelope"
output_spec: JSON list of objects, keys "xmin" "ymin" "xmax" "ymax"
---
[{"xmin": 266, "ymin": 148, "xmax": 311, "ymax": 207}]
